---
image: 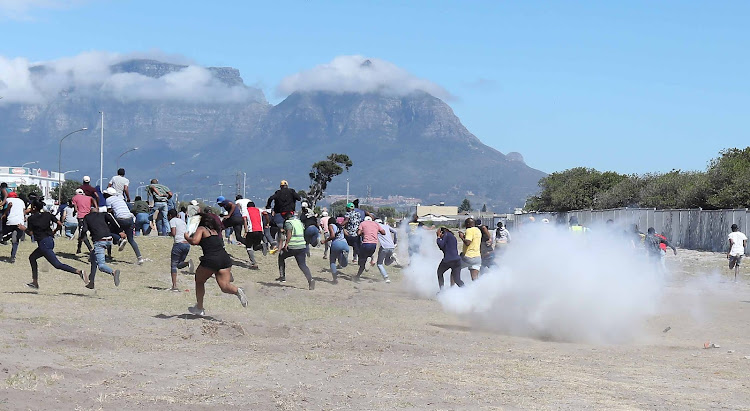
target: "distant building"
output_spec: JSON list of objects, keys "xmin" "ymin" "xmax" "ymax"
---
[
  {"xmin": 0, "ymin": 167, "xmax": 65, "ymax": 199},
  {"xmin": 416, "ymin": 204, "xmax": 458, "ymax": 218}
]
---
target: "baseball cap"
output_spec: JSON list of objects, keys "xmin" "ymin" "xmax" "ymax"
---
[
  {"xmin": 346, "ymin": 202, "xmax": 354, "ymax": 209},
  {"xmin": 375, "ymin": 218, "xmax": 382, "ymax": 223},
  {"xmin": 216, "ymin": 196, "xmax": 226, "ymax": 204},
  {"xmin": 104, "ymin": 187, "xmax": 117, "ymax": 196},
  {"xmin": 190, "ymin": 200, "xmax": 198, "ymax": 206},
  {"xmin": 364, "ymin": 216, "xmax": 372, "ymax": 221},
  {"xmin": 83, "ymin": 176, "xmax": 91, "ymax": 183},
  {"xmin": 301, "ymin": 201, "xmax": 308, "ymax": 208},
  {"xmin": 321, "ymin": 211, "xmax": 328, "ymax": 217},
  {"xmin": 280, "ymin": 180, "xmax": 288, "ymax": 186},
  {"xmin": 75, "ymin": 188, "xmax": 84, "ymax": 195}
]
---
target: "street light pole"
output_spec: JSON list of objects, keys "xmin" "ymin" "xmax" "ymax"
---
[
  {"xmin": 218, "ymin": 182, "xmax": 224, "ymax": 197},
  {"xmin": 58, "ymin": 127, "xmax": 88, "ymax": 204},
  {"xmin": 116, "ymin": 147, "xmax": 138, "ymax": 169},
  {"xmin": 21, "ymin": 161, "xmax": 38, "ymax": 168},
  {"xmin": 99, "ymin": 111, "xmax": 104, "ymax": 191},
  {"xmin": 243, "ymin": 172, "xmax": 247, "ymax": 198}
]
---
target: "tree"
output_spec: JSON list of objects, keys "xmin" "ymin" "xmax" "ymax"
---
[
  {"xmin": 458, "ymin": 198, "xmax": 472, "ymax": 213},
  {"xmin": 51, "ymin": 179, "xmax": 83, "ymax": 203},
  {"xmin": 329, "ymin": 199, "xmax": 348, "ymax": 218},
  {"xmin": 377, "ymin": 206, "xmax": 396, "ymax": 218},
  {"xmin": 307, "ymin": 153, "xmax": 353, "ymax": 208},
  {"xmin": 525, "ymin": 167, "xmax": 627, "ymax": 212},
  {"xmin": 705, "ymin": 147, "xmax": 750, "ymax": 208},
  {"xmin": 16, "ymin": 184, "xmax": 42, "ymax": 201},
  {"xmin": 481, "ymin": 204, "xmax": 487, "ymax": 212}
]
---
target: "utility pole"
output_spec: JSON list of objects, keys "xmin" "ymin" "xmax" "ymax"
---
[
  {"xmin": 346, "ymin": 178, "xmax": 349, "ymax": 204},
  {"xmin": 99, "ymin": 111, "xmax": 104, "ymax": 189},
  {"xmin": 243, "ymin": 172, "xmax": 247, "ymax": 199}
]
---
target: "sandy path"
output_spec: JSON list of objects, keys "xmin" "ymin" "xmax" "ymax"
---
[{"xmin": 0, "ymin": 237, "xmax": 748, "ymax": 410}]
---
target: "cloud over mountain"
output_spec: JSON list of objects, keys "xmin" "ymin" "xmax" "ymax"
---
[
  {"xmin": 277, "ymin": 55, "xmax": 451, "ymax": 99},
  {"xmin": 0, "ymin": 50, "xmax": 258, "ymax": 104}
]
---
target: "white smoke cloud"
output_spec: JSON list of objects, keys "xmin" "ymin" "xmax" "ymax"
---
[
  {"xmin": 278, "ymin": 55, "xmax": 452, "ymax": 99},
  {"xmin": 401, "ymin": 222, "xmax": 667, "ymax": 344},
  {"xmin": 0, "ymin": 50, "xmax": 256, "ymax": 105}
]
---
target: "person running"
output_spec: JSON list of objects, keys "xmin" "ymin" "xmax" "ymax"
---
[
  {"xmin": 178, "ymin": 206, "xmax": 187, "ymax": 223},
  {"xmin": 494, "ymin": 221, "xmax": 511, "ymax": 258},
  {"xmin": 355, "ymin": 216, "xmax": 385, "ymax": 280},
  {"xmin": 266, "ymin": 179, "xmax": 301, "ymax": 244},
  {"xmin": 323, "ymin": 217, "xmax": 348, "ymax": 284},
  {"xmin": 644, "ymin": 227, "xmax": 676, "ymax": 272},
  {"xmin": 261, "ymin": 208, "xmax": 277, "ymax": 254},
  {"xmin": 61, "ymin": 200, "xmax": 78, "ymax": 239},
  {"xmin": 78, "ymin": 176, "xmax": 99, "ymax": 208},
  {"xmin": 2, "ymin": 192, "xmax": 27, "ymax": 264},
  {"xmin": 184, "ymin": 213, "xmax": 247, "ymax": 316},
  {"xmin": 235, "ymin": 194, "xmax": 251, "ymax": 235},
  {"xmin": 300, "ymin": 202, "xmax": 319, "ymax": 256},
  {"xmin": 217, "ymin": 196, "xmax": 244, "ymax": 246},
  {"xmin": 243, "ymin": 200, "xmax": 263, "ymax": 270},
  {"xmin": 108, "ymin": 168, "xmax": 131, "ymax": 202},
  {"xmin": 436, "ymin": 226, "xmax": 464, "ymax": 289},
  {"xmin": 374, "ymin": 218, "xmax": 398, "ymax": 283},
  {"xmin": 276, "ymin": 212, "xmax": 315, "ymax": 290},
  {"xmin": 71, "ymin": 188, "xmax": 95, "ymax": 254},
  {"xmin": 475, "ymin": 218, "xmax": 494, "ymax": 271},
  {"xmin": 727, "ymin": 223, "xmax": 747, "ymax": 282},
  {"xmin": 25, "ymin": 200, "xmax": 89, "ymax": 289},
  {"xmin": 458, "ymin": 218, "xmax": 482, "ymax": 281},
  {"xmin": 343, "ymin": 202, "xmax": 362, "ymax": 263},
  {"xmin": 104, "ymin": 187, "xmax": 144, "ymax": 264},
  {"xmin": 407, "ymin": 215, "xmax": 424, "ymax": 261},
  {"xmin": 168, "ymin": 209, "xmax": 193, "ymax": 291},
  {"xmin": 81, "ymin": 207, "xmax": 124, "ymax": 289},
  {"xmin": 319, "ymin": 211, "xmax": 330, "ymax": 259},
  {"xmin": 568, "ymin": 216, "xmax": 590, "ymax": 234},
  {"xmin": 147, "ymin": 178, "xmax": 172, "ymax": 236},
  {"xmin": 187, "ymin": 200, "xmax": 201, "ymax": 218},
  {"xmin": 132, "ymin": 196, "xmax": 151, "ymax": 236}
]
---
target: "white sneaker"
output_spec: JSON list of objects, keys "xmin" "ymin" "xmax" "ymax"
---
[
  {"xmin": 79, "ymin": 269, "xmax": 89, "ymax": 285},
  {"xmin": 237, "ymin": 287, "xmax": 248, "ymax": 307},
  {"xmin": 188, "ymin": 305, "xmax": 204, "ymax": 316},
  {"xmin": 137, "ymin": 257, "xmax": 145, "ymax": 265},
  {"xmin": 385, "ymin": 278, "xmax": 391, "ymax": 284},
  {"xmin": 187, "ymin": 259, "xmax": 194, "ymax": 274}
]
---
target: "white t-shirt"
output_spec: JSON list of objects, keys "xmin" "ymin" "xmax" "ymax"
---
[
  {"xmin": 235, "ymin": 199, "xmax": 250, "ymax": 218},
  {"xmin": 728, "ymin": 231, "xmax": 747, "ymax": 256},
  {"xmin": 109, "ymin": 175, "xmax": 130, "ymax": 197},
  {"xmin": 64, "ymin": 206, "xmax": 78, "ymax": 225},
  {"xmin": 6, "ymin": 198, "xmax": 26, "ymax": 226},
  {"xmin": 170, "ymin": 217, "xmax": 188, "ymax": 244}
]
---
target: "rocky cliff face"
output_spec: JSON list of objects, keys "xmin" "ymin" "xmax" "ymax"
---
[{"xmin": 0, "ymin": 59, "xmax": 543, "ymax": 210}]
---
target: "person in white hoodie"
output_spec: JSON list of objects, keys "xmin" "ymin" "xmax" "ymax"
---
[{"xmin": 374, "ymin": 218, "xmax": 398, "ymax": 283}]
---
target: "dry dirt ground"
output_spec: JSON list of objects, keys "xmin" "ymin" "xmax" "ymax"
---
[{"xmin": 0, "ymin": 235, "xmax": 748, "ymax": 410}]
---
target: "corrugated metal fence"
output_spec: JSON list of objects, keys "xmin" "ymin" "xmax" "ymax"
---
[{"xmin": 510, "ymin": 208, "xmax": 749, "ymax": 252}]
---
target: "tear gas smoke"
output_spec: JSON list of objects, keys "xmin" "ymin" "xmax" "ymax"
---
[{"xmin": 401, "ymin": 222, "xmax": 666, "ymax": 344}]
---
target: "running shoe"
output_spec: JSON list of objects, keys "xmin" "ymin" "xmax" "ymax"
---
[
  {"xmin": 332, "ymin": 277, "xmax": 339, "ymax": 285},
  {"xmin": 9, "ymin": 257, "xmax": 15, "ymax": 264},
  {"xmin": 308, "ymin": 279, "xmax": 316, "ymax": 290},
  {"xmin": 168, "ymin": 287, "xmax": 181, "ymax": 292},
  {"xmin": 137, "ymin": 257, "xmax": 145, "ymax": 265},
  {"xmin": 249, "ymin": 264, "xmax": 259, "ymax": 270},
  {"xmin": 113, "ymin": 269, "xmax": 121, "ymax": 287},
  {"xmin": 275, "ymin": 276, "xmax": 286, "ymax": 283},
  {"xmin": 85, "ymin": 282, "xmax": 95, "ymax": 289},
  {"xmin": 269, "ymin": 247, "xmax": 278, "ymax": 255},
  {"xmin": 118, "ymin": 240, "xmax": 127, "ymax": 252},
  {"xmin": 79, "ymin": 270, "xmax": 90, "ymax": 285},
  {"xmin": 262, "ymin": 242, "xmax": 268, "ymax": 256},
  {"xmin": 187, "ymin": 259, "xmax": 194, "ymax": 273},
  {"xmin": 188, "ymin": 305, "xmax": 204, "ymax": 316},
  {"xmin": 237, "ymin": 287, "xmax": 248, "ymax": 307},
  {"xmin": 385, "ymin": 278, "xmax": 391, "ymax": 284},
  {"xmin": 26, "ymin": 282, "xmax": 39, "ymax": 289}
]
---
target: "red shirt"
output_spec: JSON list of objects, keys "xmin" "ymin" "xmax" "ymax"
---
[
  {"xmin": 247, "ymin": 207, "xmax": 263, "ymax": 232},
  {"xmin": 359, "ymin": 220, "xmax": 381, "ymax": 244},
  {"xmin": 71, "ymin": 194, "xmax": 94, "ymax": 218}
]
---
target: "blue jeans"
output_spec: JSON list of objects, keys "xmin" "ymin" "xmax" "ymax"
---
[
  {"xmin": 170, "ymin": 242, "xmax": 191, "ymax": 273},
  {"xmin": 304, "ymin": 226, "xmax": 319, "ymax": 247},
  {"xmin": 135, "ymin": 212, "xmax": 151, "ymax": 236},
  {"xmin": 376, "ymin": 247, "xmax": 395, "ymax": 279},
  {"xmin": 117, "ymin": 217, "xmax": 142, "ymax": 258},
  {"xmin": 153, "ymin": 202, "xmax": 168, "ymax": 235},
  {"xmin": 63, "ymin": 222, "xmax": 78, "ymax": 238},
  {"xmin": 89, "ymin": 239, "xmax": 114, "ymax": 282},
  {"xmin": 29, "ymin": 237, "xmax": 77, "ymax": 280},
  {"xmin": 329, "ymin": 239, "xmax": 349, "ymax": 276},
  {"xmin": 167, "ymin": 197, "xmax": 177, "ymax": 211}
]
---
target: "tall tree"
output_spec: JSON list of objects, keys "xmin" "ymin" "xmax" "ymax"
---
[
  {"xmin": 458, "ymin": 198, "xmax": 472, "ymax": 213},
  {"xmin": 307, "ymin": 153, "xmax": 353, "ymax": 208},
  {"xmin": 51, "ymin": 179, "xmax": 83, "ymax": 203},
  {"xmin": 481, "ymin": 204, "xmax": 487, "ymax": 212}
]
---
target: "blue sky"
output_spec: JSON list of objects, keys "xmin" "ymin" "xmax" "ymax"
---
[{"xmin": 1, "ymin": 0, "xmax": 747, "ymax": 175}]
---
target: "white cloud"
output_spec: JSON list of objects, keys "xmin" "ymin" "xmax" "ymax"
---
[
  {"xmin": 0, "ymin": 50, "xmax": 258, "ymax": 105},
  {"xmin": 0, "ymin": 0, "xmax": 86, "ymax": 20},
  {"xmin": 278, "ymin": 55, "xmax": 451, "ymax": 99}
]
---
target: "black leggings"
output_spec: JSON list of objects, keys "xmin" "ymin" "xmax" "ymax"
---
[
  {"xmin": 437, "ymin": 259, "xmax": 464, "ymax": 288},
  {"xmin": 278, "ymin": 248, "xmax": 312, "ymax": 282}
]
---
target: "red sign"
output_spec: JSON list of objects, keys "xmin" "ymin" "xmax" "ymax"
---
[{"xmin": 11, "ymin": 168, "xmax": 27, "ymax": 175}]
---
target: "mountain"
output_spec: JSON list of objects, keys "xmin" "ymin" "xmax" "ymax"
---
[{"xmin": 0, "ymin": 59, "xmax": 544, "ymax": 211}]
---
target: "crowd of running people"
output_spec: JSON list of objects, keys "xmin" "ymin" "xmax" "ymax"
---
[{"xmin": 1, "ymin": 171, "xmax": 747, "ymax": 315}]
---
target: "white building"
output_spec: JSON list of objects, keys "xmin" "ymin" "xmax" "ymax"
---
[{"xmin": 0, "ymin": 166, "xmax": 67, "ymax": 199}]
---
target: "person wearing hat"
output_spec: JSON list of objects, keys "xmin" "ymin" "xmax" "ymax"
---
[
  {"xmin": 342, "ymin": 202, "xmax": 362, "ymax": 263},
  {"xmin": 108, "ymin": 168, "xmax": 131, "ymax": 202},
  {"xmin": 187, "ymin": 200, "xmax": 201, "ymax": 218},
  {"xmin": 355, "ymin": 215, "xmax": 385, "ymax": 280},
  {"xmin": 265, "ymin": 179, "xmax": 301, "ymax": 243},
  {"xmin": 1, "ymin": 191, "xmax": 26, "ymax": 263},
  {"xmin": 147, "ymin": 178, "xmax": 172, "ymax": 236},
  {"xmin": 78, "ymin": 176, "xmax": 99, "ymax": 206},
  {"xmin": 104, "ymin": 187, "xmax": 144, "ymax": 264},
  {"xmin": 71, "ymin": 188, "xmax": 95, "ymax": 254},
  {"xmin": 217, "ymin": 196, "xmax": 244, "ymax": 246},
  {"xmin": 375, "ymin": 218, "xmax": 399, "ymax": 282},
  {"xmin": 319, "ymin": 211, "xmax": 331, "ymax": 258}
]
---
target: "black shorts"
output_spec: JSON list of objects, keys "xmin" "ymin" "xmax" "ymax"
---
[
  {"xmin": 245, "ymin": 231, "xmax": 263, "ymax": 248},
  {"xmin": 199, "ymin": 252, "xmax": 232, "ymax": 271}
]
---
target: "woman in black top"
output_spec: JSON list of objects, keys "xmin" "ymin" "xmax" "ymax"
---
[
  {"xmin": 25, "ymin": 201, "xmax": 88, "ymax": 289},
  {"xmin": 185, "ymin": 213, "xmax": 247, "ymax": 316}
]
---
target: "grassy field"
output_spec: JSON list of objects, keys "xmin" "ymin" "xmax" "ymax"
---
[{"xmin": 0, "ymin": 234, "xmax": 749, "ymax": 410}]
